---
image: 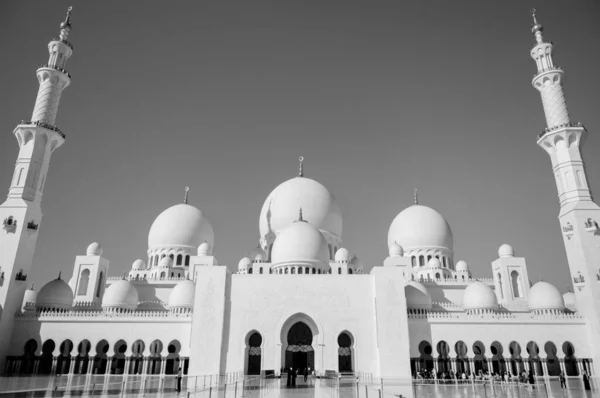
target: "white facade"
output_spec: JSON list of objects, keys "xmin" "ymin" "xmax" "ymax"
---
[{"xmin": 0, "ymin": 10, "xmax": 598, "ymax": 398}]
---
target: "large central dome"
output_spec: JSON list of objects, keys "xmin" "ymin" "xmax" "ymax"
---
[
  {"xmin": 148, "ymin": 204, "xmax": 214, "ymax": 251},
  {"xmin": 387, "ymin": 205, "xmax": 453, "ymax": 250},
  {"xmin": 259, "ymin": 177, "xmax": 342, "ymax": 238}
]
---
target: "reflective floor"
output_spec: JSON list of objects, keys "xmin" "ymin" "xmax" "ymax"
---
[{"xmin": 0, "ymin": 376, "xmax": 598, "ymax": 398}]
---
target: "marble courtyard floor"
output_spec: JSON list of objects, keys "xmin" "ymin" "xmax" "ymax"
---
[{"xmin": 0, "ymin": 376, "xmax": 598, "ymax": 398}]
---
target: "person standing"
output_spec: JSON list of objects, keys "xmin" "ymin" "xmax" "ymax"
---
[
  {"xmin": 559, "ymin": 371, "xmax": 567, "ymax": 389},
  {"xmin": 303, "ymin": 367, "xmax": 308, "ymax": 382},
  {"xmin": 583, "ymin": 370, "xmax": 591, "ymax": 391},
  {"xmin": 176, "ymin": 367, "xmax": 182, "ymax": 393}
]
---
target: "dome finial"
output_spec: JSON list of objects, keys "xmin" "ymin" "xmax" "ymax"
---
[
  {"xmin": 530, "ymin": 8, "xmax": 544, "ymax": 41},
  {"xmin": 184, "ymin": 186, "xmax": 190, "ymax": 204},
  {"xmin": 59, "ymin": 6, "xmax": 73, "ymax": 40},
  {"xmin": 57, "ymin": 271, "xmax": 62, "ymax": 280},
  {"xmin": 413, "ymin": 188, "xmax": 418, "ymax": 205},
  {"xmin": 298, "ymin": 207, "xmax": 304, "ymax": 221},
  {"xmin": 298, "ymin": 156, "xmax": 304, "ymax": 177},
  {"xmin": 30, "ymin": 282, "xmax": 35, "ymax": 290}
]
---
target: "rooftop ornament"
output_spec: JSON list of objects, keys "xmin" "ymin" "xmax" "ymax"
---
[
  {"xmin": 413, "ymin": 188, "xmax": 418, "ymax": 205},
  {"xmin": 59, "ymin": 6, "xmax": 73, "ymax": 41},
  {"xmin": 184, "ymin": 186, "xmax": 190, "ymax": 204},
  {"xmin": 298, "ymin": 156, "xmax": 304, "ymax": 177}
]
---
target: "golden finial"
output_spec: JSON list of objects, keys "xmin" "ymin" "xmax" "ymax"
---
[
  {"xmin": 413, "ymin": 188, "xmax": 418, "ymax": 205},
  {"xmin": 298, "ymin": 207, "xmax": 304, "ymax": 221},
  {"xmin": 60, "ymin": 6, "xmax": 73, "ymax": 30},
  {"xmin": 184, "ymin": 187, "xmax": 190, "ymax": 204},
  {"xmin": 530, "ymin": 8, "xmax": 544, "ymax": 36},
  {"xmin": 58, "ymin": 271, "xmax": 62, "ymax": 280},
  {"xmin": 298, "ymin": 156, "xmax": 304, "ymax": 177}
]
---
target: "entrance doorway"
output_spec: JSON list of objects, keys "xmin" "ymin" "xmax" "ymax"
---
[{"xmin": 284, "ymin": 322, "xmax": 314, "ymax": 371}]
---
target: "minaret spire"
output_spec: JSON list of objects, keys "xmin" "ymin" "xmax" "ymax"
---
[
  {"xmin": 59, "ymin": 7, "xmax": 73, "ymax": 41},
  {"xmin": 298, "ymin": 156, "xmax": 304, "ymax": 177}
]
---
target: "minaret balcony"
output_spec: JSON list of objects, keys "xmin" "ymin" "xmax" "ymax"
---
[
  {"xmin": 37, "ymin": 64, "xmax": 71, "ymax": 79},
  {"xmin": 50, "ymin": 37, "xmax": 73, "ymax": 50},
  {"xmin": 19, "ymin": 120, "xmax": 66, "ymax": 139},
  {"xmin": 537, "ymin": 121, "xmax": 584, "ymax": 140},
  {"xmin": 532, "ymin": 66, "xmax": 563, "ymax": 79}
]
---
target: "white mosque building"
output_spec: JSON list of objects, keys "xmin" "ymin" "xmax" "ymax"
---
[{"xmin": 0, "ymin": 8, "xmax": 599, "ymax": 398}]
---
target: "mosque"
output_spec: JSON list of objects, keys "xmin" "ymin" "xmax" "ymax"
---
[{"xmin": 0, "ymin": 8, "xmax": 599, "ymax": 398}]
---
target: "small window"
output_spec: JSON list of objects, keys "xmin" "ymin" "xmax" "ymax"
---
[
  {"xmin": 298, "ymin": 267, "xmax": 303, "ymax": 274},
  {"xmin": 338, "ymin": 268, "xmax": 342, "ymax": 274},
  {"xmin": 259, "ymin": 267, "xmax": 263, "ymax": 274},
  {"xmin": 185, "ymin": 255, "xmax": 190, "ymax": 266}
]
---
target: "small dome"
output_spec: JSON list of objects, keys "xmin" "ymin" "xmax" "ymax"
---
[
  {"xmin": 197, "ymin": 242, "xmax": 212, "ymax": 256},
  {"xmin": 259, "ymin": 177, "xmax": 342, "ymax": 238},
  {"xmin": 238, "ymin": 257, "xmax": 252, "ymax": 270},
  {"xmin": 37, "ymin": 278, "xmax": 73, "ymax": 310},
  {"xmin": 250, "ymin": 245, "xmax": 266, "ymax": 262},
  {"xmin": 462, "ymin": 281, "xmax": 498, "ymax": 311},
  {"xmin": 22, "ymin": 288, "xmax": 37, "ymax": 308},
  {"xmin": 388, "ymin": 205, "xmax": 453, "ymax": 251},
  {"xmin": 428, "ymin": 258, "xmax": 441, "ymax": 268},
  {"xmin": 498, "ymin": 244, "xmax": 514, "ymax": 258},
  {"xmin": 350, "ymin": 255, "xmax": 363, "ymax": 271},
  {"xmin": 405, "ymin": 281, "xmax": 432, "ymax": 310},
  {"xmin": 388, "ymin": 242, "xmax": 403, "ymax": 257},
  {"xmin": 271, "ymin": 220, "xmax": 329, "ymax": 266},
  {"xmin": 158, "ymin": 257, "xmax": 173, "ymax": 268},
  {"xmin": 528, "ymin": 281, "xmax": 565, "ymax": 311},
  {"xmin": 563, "ymin": 292, "xmax": 576, "ymax": 308},
  {"xmin": 335, "ymin": 248, "xmax": 350, "ymax": 262},
  {"xmin": 102, "ymin": 280, "xmax": 139, "ymax": 310},
  {"xmin": 148, "ymin": 204, "xmax": 214, "ymax": 252},
  {"xmin": 168, "ymin": 280, "xmax": 195, "ymax": 309},
  {"xmin": 87, "ymin": 242, "xmax": 103, "ymax": 256},
  {"xmin": 132, "ymin": 259, "xmax": 146, "ymax": 270},
  {"xmin": 455, "ymin": 260, "xmax": 469, "ymax": 272}
]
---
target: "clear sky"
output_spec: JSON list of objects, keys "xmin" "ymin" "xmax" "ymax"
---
[{"xmin": 1, "ymin": 1, "xmax": 599, "ymax": 292}]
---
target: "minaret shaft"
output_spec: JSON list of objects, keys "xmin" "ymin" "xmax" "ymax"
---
[{"xmin": 0, "ymin": 7, "xmax": 74, "ymax": 371}]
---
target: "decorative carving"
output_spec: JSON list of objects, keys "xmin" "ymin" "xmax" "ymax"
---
[
  {"xmin": 27, "ymin": 220, "xmax": 38, "ymax": 231},
  {"xmin": 585, "ymin": 218, "xmax": 599, "ymax": 233},
  {"xmin": 3, "ymin": 217, "xmax": 17, "ymax": 233},
  {"xmin": 15, "ymin": 269, "xmax": 27, "ymax": 282},
  {"xmin": 562, "ymin": 222, "xmax": 574, "ymax": 239},
  {"xmin": 573, "ymin": 271, "xmax": 585, "ymax": 284}
]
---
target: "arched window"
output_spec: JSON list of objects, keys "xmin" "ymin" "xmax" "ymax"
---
[
  {"xmin": 427, "ymin": 255, "xmax": 432, "ymax": 262},
  {"xmin": 511, "ymin": 271, "xmax": 521, "ymax": 298},
  {"xmin": 318, "ymin": 269, "xmax": 321, "ymax": 274},
  {"xmin": 349, "ymin": 269, "xmax": 353, "ymax": 274},
  {"xmin": 160, "ymin": 272, "xmax": 166, "ymax": 278},
  {"xmin": 285, "ymin": 268, "xmax": 288, "ymax": 274},
  {"xmin": 338, "ymin": 268, "xmax": 342, "ymax": 274},
  {"xmin": 298, "ymin": 267, "xmax": 303, "ymax": 274},
  {"xmin": 259, "ymin": 267, "xmax": 263, "ymax": 274},
  {"xmin": 77, "ymin": 269, "xmax": 90, "ymax": 296},
  {"xmin": 95, "ymin": 271, "xmax": 104, "ymax": 298},
  {"xmin": 338, "ymin": 333, "xmax": 353, "ymax": 373},
  {"xmin": 249, "ymin": 268, "xmax": 253, "ymax": 274},
  {"xmin": 305, "ymin": 267, "xmax": 309, "ymax": 274},
  {"xmin": 329, "ymin": 244, "xmax": 333, "ymax": 259},
  {"xmin": 443, "ymin": 257, "xmax": 447, "ymax": 268},
  {"xmin": 185, "ymin": 255, "xmax": 190, "ymax": 266},
  {"xmin": 154, "ymin": 255, "xmax": 159, "ymax": 265},
  {"xmin": 291, "ymin": 268, "xmax": 296, "ymax": 274},
  {"xmin": 176, "ymin": 254, "xmax": 182, "ymax": 266},
  {"xmin": 419, "ymin": 256, "xmax": 425, "ymax": 266},
  {"xmin": 411, "ymin": 257, "xmax": 417, "ymax": 267},
  {"xmin": 312, "ymin": 268, "xmax": 316, "ymax": 274}
]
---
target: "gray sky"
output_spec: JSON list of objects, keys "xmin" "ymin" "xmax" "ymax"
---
[{"xmin": 1, "ymin": 1, "xmax": 599, "ymax": 292}]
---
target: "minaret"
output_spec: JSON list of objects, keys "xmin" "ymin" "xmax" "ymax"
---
[
  {"xmin": 530, "ymin": 9, "xmax": 600, "ymax": 365},
  {"xmin": 0, "ymin": 8, "xmax": 75, "ymax": 369}
]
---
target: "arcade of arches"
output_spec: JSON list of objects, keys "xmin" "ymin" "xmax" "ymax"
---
[
  {"xmin": 5, "ymin": 339, "xmax": 187, "ymax": 376},
  {"xmin": 412, "ymin": 340, "xmax": 592, "ymax": 377}
]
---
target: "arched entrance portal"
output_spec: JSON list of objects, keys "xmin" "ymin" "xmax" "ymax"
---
[{"xmin": 285, "ymin": 322, "xmax": 314, "ymax": 371}]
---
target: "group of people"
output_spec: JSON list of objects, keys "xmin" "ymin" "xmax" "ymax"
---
[
  {"xmin": 413, "ymin": 369, "xmax": 592, "ymax": 390},
  {"xmin": 282, "ymin": 367, "xmax": 310, "ymax": 387}
]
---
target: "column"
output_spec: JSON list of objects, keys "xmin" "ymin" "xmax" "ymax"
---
[
  {"xmin": 577, "ymin": 359, "xmax": 584, "ymax": 377},
  {"xmin": 124, "ymin": 357, "xmax": 131, "ymax": 375},
  {"xmin": 33, "ymin": 359, "xmax": 40, "ymax": 375},
  {"xmin": 51, "ymin": 357, "xmax": 58, "ymax": 374},
  {"xmin": 160, "ymin": 356, "xmax": 167, "ymax": 375},
  {"xmin": 142, "ymin": 358, "xmax": 148, "ymax": 375},
  {"xmin": 106, "ymin": 357, "xmax": 113, "ymax": 375},
  {"xmin": 542, "ymin": 359, "xmax": 549, "ymax": 377},
  {"xmin": 559, "ymin": 359, "xmax": 566, "ymax": 374},
  {"xmin": 68, "ymin": 357, "xmax": 76, "ymax": 375}
]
